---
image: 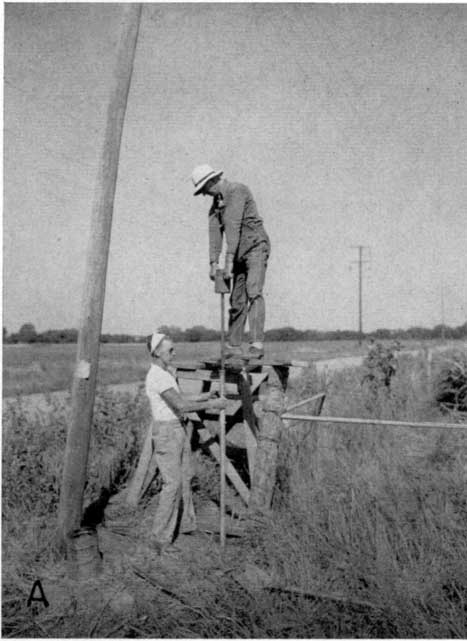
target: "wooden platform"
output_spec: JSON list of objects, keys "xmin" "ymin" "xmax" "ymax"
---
[
  {"xmin": 125, "ymin": 357, "xmax": 319, "ymax": 510},
  {"xmin": 174, "ymin": 357, "xmax": 310, "ymax": 372}
]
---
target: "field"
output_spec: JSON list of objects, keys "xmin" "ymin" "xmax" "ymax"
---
[
  {"xmin": 1, "ymin": 338, "xmax": 447, "ymax": 397},
  {"xmin": 2, "ymin": 343, "xmax": 467, "ymax": 637}
]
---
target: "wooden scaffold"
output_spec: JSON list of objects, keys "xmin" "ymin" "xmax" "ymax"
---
[{"xmin": 123, "ymin": 356, "xmax": 326, "ymax": 535}]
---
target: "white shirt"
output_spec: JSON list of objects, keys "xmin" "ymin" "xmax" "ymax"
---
[{"xmin": 145, "ymin": 363, "xmax": 180, "ymax": 421}]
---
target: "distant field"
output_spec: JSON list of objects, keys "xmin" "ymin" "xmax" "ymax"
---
[{"xmin": 1, "ymin": 338, "xmax": 450, "ymax": 397}]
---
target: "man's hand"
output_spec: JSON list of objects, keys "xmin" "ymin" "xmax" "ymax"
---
[
  {"xmin": 223, "ymin": 254, "xmax": 234, "ymax": 280},
  {"xmin": 209, "ymin": 263, "xmax": 218, "ymax": 282},
  {"xmin": 198, "ymin": 390, "xmax": 219, "ymax": 401},
  {"xmin": 209, "ymin": 397, "xmax": 228, "ymax": 411}
]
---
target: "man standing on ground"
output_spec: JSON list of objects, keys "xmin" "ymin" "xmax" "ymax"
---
[
  {"xmin": 191, "ymin": 164, "xmax": 271, "ymax": 359},
  {"xmin": 145, "ymin": 331, "xmax": 226, "ymax": 555}
]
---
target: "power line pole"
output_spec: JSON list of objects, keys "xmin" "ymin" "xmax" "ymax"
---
[
  {"xmin": 58, "ymin": 4, "xmax": 142, "ymax": 550},
  {"xmin": 351, "ymin": 245, "xmax": 370, "ymax": 345},
  {"xmin": 441, "ymin": 281, "xmax": 446, "ymax": 343}
]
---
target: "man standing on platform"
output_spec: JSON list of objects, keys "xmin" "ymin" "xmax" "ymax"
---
[{"xmin": 191, "ymin": 164, "xmax": 271, "ymax": 359}]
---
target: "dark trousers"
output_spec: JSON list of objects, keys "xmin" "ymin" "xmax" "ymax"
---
[{"xmin": 228, "ymin": 244, "xmax": 269, "ymax": 345}]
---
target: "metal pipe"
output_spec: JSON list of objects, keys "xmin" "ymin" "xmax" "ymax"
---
[
  {"xmin": 281, "ymin": 413, "xmax": 467, "ymax": 430},
  {"xmin": 219, "ymin": 291, "xmax": 226, "ymax": 548}
]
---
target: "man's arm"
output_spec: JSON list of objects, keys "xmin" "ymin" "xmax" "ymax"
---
[
  {"xmin": 223, "ymin": 185, "xmax": 247, "ymax": 260},
  {"xmin": 161, "ymin": 388, "xmax": 226, "ymax": 419},
  {"xmin": 209, "ymin": 207, "xmax": 222, "ymax": 266}
]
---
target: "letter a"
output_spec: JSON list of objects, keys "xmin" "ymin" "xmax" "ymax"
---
[{"xmin": 27, "ymin": 579, "xmax": 49, "ymax": 608}]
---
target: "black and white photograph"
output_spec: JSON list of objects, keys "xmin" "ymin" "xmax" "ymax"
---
[{"xmin": 3, "ymin": 2, "xmax": 467, "ymax": 638}]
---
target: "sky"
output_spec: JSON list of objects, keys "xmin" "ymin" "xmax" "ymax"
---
[{"xmin": 3, "ymin": 2, "xmax": 467, "ymax": 335}]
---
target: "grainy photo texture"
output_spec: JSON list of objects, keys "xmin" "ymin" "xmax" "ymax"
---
[{"xmin": 3, "ymin": 3, "xmax": 467, "ymax": 638}]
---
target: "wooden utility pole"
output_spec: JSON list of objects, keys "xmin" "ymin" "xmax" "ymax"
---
[
  {"xmin": 441, "ymin": 282, "xmax": 446, "ymax": 343},
  {"xmin": 58, "ymin": 4, "xmax": 142, "ymax": 549},
  {"xmin": 351, "ymin": 245, "xmax": 370, "ymax": 345}
]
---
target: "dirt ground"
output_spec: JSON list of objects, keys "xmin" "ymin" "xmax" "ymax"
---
[{"xmin": 18, "ymin": 495, "xmax": 265, "ymax": 638}]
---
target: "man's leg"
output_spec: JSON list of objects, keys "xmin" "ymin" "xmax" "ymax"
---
[
  {"xmin": 152, "ymin": 426, "xmax": 184, "ymax": 545},
  {"xmin": 228, "ymin": 264, "xmax": 248, "ymax": 347},
  {"xmin": 180, "ymin": 422, "xmax": 197, "ymax": 534},
  {"xmin": 246, "ymin": 246, "xmax": 268, "ymax": 345}
]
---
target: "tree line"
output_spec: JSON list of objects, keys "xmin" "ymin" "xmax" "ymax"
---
[{"xmin": 3, "ymin": 321, "xmax": 466, "ymax": 344}]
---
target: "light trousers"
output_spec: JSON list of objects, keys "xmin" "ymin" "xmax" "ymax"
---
[{"xmin": 151, "ymin": 419, "xmax": 196, "ymax": 544}]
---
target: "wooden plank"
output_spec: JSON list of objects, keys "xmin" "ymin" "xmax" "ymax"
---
[
  {"xmin": 176, "ymin": 369, "xmax": 242, "ymax": 387},
  {"xmin": 176, "ymin": 370, "xmax": 219, "ymax": 381},
  {"xmin": 197, "ymin": 426, "xmax": 250, "ymax": 504},
  {"xmin": 203, "ymin": 358, "xmax": 309, "ymax": 369},
  {"xmin": 173, "ymin": 360, "xmax": 203, "ymax": 371},
  {"xmin": 175, "ymin": 358, "xmax": 309, "ymax": 372}
]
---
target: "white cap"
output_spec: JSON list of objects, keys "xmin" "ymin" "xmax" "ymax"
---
[
  {"xmin": 150, "ymin": 332, "xmax": 166, "ymax": 355},
  {"xmin": 191, "ymin": 164, "xmax": 223, "ymax": 196}
]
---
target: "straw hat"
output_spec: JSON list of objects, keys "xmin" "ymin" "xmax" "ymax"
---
[{"xmin": 191, "ymin": 164, "xmax": 223, "ymax": 196}]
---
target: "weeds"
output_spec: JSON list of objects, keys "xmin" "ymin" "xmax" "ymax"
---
[
  {"xmin": 263, "ymin": 353, "xmax": 467, "ymax": 637},
  {"xmin": 3, "ymin": 347, "xmax": 467, "ymax": 637},
  {"xmin": 2, "ymin": 388, "xmax": 149, "ymax": 637},
  {"xmin": 434, "ymin": 350, "xmax": 467, "ymax": 413}
]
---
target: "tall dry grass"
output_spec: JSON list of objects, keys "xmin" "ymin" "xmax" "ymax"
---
[
  {"xmin": 2, "ymin": 348, "xmax": 467, "ymax": 637},
  {"xmin": 2, "ymin": 388, "xmax": 149, "ymax": 637},
  {"xmin": 264, "ymin": 351, "xmax": 467, "ymax": 637}
]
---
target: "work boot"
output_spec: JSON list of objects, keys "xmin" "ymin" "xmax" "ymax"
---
[
  {"xmin": 224, "ymin": 344, "xmax": 243, "ymax": 359},
  {"xmin": 248, "ymin": 343, "xmax": 264, "ymax": 359}
]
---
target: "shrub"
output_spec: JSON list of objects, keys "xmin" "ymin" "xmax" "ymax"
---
[
  {"xmin": 361, "ymin": 340, "xmax": 400, "ymax": 393},
  {"xmin": 434, "ymin": 350, "xmax": 467, "ymax": 412}
]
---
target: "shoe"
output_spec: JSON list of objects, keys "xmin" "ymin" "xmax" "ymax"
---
[{"xmin": 248, "ymin": 344, "xmax": 264, "ymax": 359}]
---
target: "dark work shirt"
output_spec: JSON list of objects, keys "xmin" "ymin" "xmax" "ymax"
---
[{"xmin": 208, "ymin": 180, "xmax": 270, "ymax": 263}]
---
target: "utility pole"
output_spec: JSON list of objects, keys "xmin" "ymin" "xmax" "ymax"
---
[
  {"xmin": 58, "ymin": 4, "xmax": 142, "ymax": 550},
  {"xmin": 351, "ymin": 245, "xmax": 370, "ymax": 345},
  {"xmin": 440, "ymin": 281, "xmax": 446, "ymax": 343}
]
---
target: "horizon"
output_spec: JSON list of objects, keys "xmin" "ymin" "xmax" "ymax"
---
[{"xmin": 4, "ymin": 319, "xmax": 466, "ymax": 340}]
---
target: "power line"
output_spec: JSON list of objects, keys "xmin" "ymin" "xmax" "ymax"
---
[{"xmin": 350, "ymin": 245, "xmax": 370, "ymax": 344}]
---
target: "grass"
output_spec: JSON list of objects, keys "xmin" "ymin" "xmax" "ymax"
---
[
  {"xmin": 1, "ymin": 338, "xmax": 450, "ymax": 397},
  {"xmin": 2, "ymin": 347, "xmax": 467, "ymax": 637},
  {"xmin": 268, "ymin": 351, "xmax": 467, "ymax": 637}
]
